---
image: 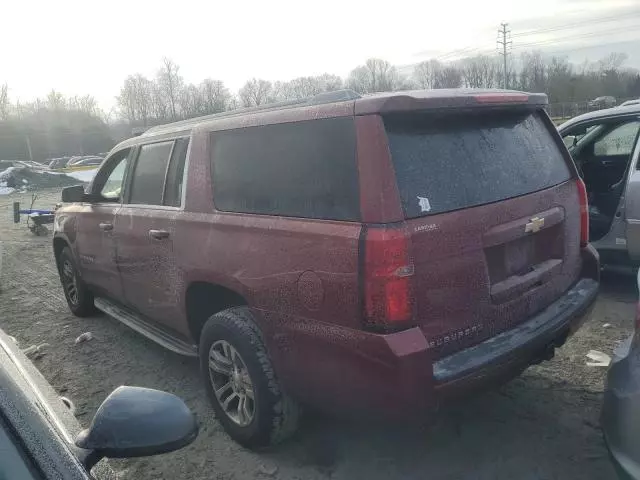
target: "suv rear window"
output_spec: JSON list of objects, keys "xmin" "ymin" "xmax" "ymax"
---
[
  {"xmin": 385, "ymin": 111, "xmax": 572, "ymax": 218},
  {"xmin": 211, "ymin": 117, "xmax": 359, "ymax": 220}
]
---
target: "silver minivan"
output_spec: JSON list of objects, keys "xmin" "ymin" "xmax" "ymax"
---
[{"xmin": 559, "ymin": 104, "xmax": 640, "ymax": 266}]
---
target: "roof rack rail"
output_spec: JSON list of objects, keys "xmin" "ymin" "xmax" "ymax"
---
[{"xmin": 142, "ymin": 89, "xmax": 361, "ymax": 136}]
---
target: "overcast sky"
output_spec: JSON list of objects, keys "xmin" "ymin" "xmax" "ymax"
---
[{"xmin": 1, "ymin": 0, "xmax": 638, "ymax": 111}]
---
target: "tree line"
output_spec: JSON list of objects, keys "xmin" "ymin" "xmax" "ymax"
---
[
  {"xmin": 117, "ymin": 52, "xmax": 640, "ymax": 127},
  {"xmin": 1, "ymin": 50, "xmax": 639, "ymax": 161},
  {"xmin": 0, "ymin": 87, "xmax": 112, "ymax": 161}
]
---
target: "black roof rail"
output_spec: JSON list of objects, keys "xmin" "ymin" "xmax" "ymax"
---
[{"xmin": 142, "ymin": 89, "xmax": 361, "ymax": 136}]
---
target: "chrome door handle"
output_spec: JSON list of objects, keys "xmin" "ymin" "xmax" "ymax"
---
[
  {"xmin": 99, "ymin": 222, "xmax": 113, "ymax": 231},
  {"xmin": 149, "ymin": 229, "xmax": 170, "ymax": 240}
]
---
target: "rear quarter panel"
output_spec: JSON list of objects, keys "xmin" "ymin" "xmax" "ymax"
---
[{"xmin": 177, "ymin": 129, "xmax": 367, "ymax": 407}]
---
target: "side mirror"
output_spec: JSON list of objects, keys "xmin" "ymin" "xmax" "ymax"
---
[
  {"xmin": 75, "ymin": 386, "xmax": 198, "ymax": 469},
  {"xmin": 61, "ymin": 185, "xmax": 86, "ymax": 203}
]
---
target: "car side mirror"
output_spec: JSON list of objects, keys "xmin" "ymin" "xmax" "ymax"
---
[
  {"xmin": 61, "ymin": 185, "xmax": 87, "ymax": 203},
  {"xmin": 75, "ymin": 386, "xmax": 198, "ymax": 470}
]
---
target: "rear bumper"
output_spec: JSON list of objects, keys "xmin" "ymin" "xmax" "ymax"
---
[
  {"xmin": 433, "ymin": 277, "xmax": 598, "ymax": 389},
  {"xmin": 602, "ymin": 335, "xmax": 640, "ymax": 480}
]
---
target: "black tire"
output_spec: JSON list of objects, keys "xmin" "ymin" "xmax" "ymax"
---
[
  {"xmin": 57, "ymin": 247, "xmax": 97, "ymax": 317},
  {"xmin": 199, "ymin": 306, "xmax": 299, "ymax": 448}
]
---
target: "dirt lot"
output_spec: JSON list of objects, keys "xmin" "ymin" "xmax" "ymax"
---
[{"xmin": 0, "ymin": 189, "xmax": 635, "ymax": 479}]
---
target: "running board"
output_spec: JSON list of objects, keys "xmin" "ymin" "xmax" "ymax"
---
[{"xmin": 94, "ymin": 297, "xmax": 198, "ymax": 357}]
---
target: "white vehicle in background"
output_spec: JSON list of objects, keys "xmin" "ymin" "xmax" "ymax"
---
[
  {"xmin": 620, "ymin": 99, "xmax": 640, "ymax": 108},
  {"xmin": 588, "ymin": 96, "xmax": 617, "ymax": 109}
]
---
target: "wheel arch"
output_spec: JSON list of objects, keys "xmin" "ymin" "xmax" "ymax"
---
[
  {"xmin": 53, "ymin": 236, "xmax": 70, "ymax": 264},
  {"xmin": 185, "ymin": 281, "xmax": 249, "ymax": 343}
]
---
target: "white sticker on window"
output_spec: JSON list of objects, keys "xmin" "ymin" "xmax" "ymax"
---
[
  {"xmin": 417, "ymin": 196, "xmax": 431, "ymax": 213},
  {"xmin": 616, "ymin": 237, "xmax": 627, "ymax": 246}
]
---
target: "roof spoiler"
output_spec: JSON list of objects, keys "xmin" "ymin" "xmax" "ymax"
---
[{"xmin": 355, "ymin": 90, "xmax": 548, "ymax": 115}]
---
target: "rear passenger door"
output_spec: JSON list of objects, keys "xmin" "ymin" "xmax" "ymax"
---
[{"xmin": 114, "ymin": 137, "xmax": 189, "ymax": 331}]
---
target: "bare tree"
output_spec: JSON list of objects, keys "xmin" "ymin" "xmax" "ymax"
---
[
  {"xmin": 179, "ymin": 84, "xmax": 205, "ymax": 118},
  {"xmin": 157, "ymin": 58, "xmax": 183, "ymax": 120},
  {"xmin": 347, "ymin": 58, "xmax": 400, "ymax": 94},
  {"xmin": 546, "ymin": 56, "xmax": 574, "ymax": 102},
  {"xmin": 413, "ymin": 60, "xmax": 442, "ymax": 89},
  {"xmin": 117, "ymin": 76, "xmax": 138, "ymax": 122},
  {"xmin": 200, "ymin": 79, "xmax": 230, "ymax": 113},
  {"xmin": 461, "ymin": 55, "xmax": 499, "ymax": 88},
  {"xmin": 0, "ymin": 83, "xmax": 9, "ymax": 120},
  {"xmin": 131, "ymin": 75, "xmax": 152, "ymax": 125},
  {"xmin": 434, "ymin": 66, "xmax": 463, "ymax": 88},
  {"xmin": 150, "ymin": 82, "xmax": 168, "ymax": 121},
  {"xmin": 47, "ymin": 90, "xmax": 66, "ymax": 110},
  {"xmin": 317, "ymin": 73, "xmax": 343, "ymax": 92},
  {"xmin": 598, "ymin": 53, "xmax": 628, "ymax": 73},
  {"xmin": 272, "ymin": 74, "xmax": 344, "ymax": 101},
  {"xmin": 239, "ymin": 78, "xmax": 273, "ymax": 107},
  {"xmin": 519, "ymin": 51, "xmax": 547, "ymax": 92}
]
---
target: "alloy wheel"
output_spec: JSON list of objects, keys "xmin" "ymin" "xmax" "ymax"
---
[
  {"xmin": 208, "ymin": 340, "xmax": 255, "ymax": 426},
  {"xmin": 61, "ymin": 259, "xmax": 79, "ymax": 305}
]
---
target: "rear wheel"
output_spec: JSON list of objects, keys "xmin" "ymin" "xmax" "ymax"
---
[
  {"xmin": 199, "ymin": 307, "xmax": 299, "ymax": 448},
  {"xmin": 57, "ymin": 247, "xmax": 96, "ymax": 317}
]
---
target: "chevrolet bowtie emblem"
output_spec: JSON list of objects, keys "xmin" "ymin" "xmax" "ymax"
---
[{"xmin": 525, "ymin": 217, "xmax": 545, "ymax": 233}]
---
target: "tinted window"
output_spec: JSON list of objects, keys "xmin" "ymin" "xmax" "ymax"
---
[
  {"xmin": 128, "ymin": 141, "xmax": 173, "ymax": 205},
  {"xmin": 385, "ymin": 111, "xmax": 572, "ymax": 218},
  {"xmin": 163, "ymin": 138, "xmax": 189, "ymax": 207},
  {"xmin": 211, "ymin": 117, "xmax": 359, "ymax": 220}
]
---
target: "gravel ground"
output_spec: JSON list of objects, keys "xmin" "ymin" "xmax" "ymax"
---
[{"xmin": 0, "ymin": 189, "xmax": 634, "ymax": 480}]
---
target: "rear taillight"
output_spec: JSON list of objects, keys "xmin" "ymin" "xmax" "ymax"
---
[
  {"xmin": 577, "ymin": 178, "xmax": 589, "ymax": 247},
  {"xmin": 362, "ymin": 225, "xmax": 415, "ymax": 329},
  {"xmin": 635, "ymin": 302, "xmax": 640, "ymax": 331}
]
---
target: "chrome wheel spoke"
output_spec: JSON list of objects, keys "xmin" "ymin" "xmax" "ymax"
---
[
  {"xmin": 240, "ymin": 395, "xmax": 252, "ymax": 422},
  {"xmin": 209, "ymin": 350, "xmax": 233, "ymax": 375},
  {"xmin": 237, "ymin": 395, "xmax": 248, "ymax": 424},
  {"xmin": 242, "ymin": 375, "xmax": 255, "ymax": 400},
  {"xmin": 215, "ymin": 381, "xmax": 232, "ymax": 397},
  {"xmin": 222, "ymin": 392, "xmax": 239, "ymax": 410}
]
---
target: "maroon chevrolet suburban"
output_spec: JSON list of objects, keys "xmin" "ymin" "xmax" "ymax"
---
[{"xmin": 53, "ymin": 89, "xmax": 599, "ymax": 447}]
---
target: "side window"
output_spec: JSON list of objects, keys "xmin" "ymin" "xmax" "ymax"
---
[
  {"xmin": 163, "ymin": 137, "xmax": 189, "ymax": 207},
  {"xmin": 594, "ymin": 121, "xmax": 640, "ymax": 157},
  {"xmin": 210, "ymin": 117, "xmax": 359, "ymax": 220},
  {"xmin": 92, "ymin": 148, "xmax": 131, "ymax": 202},
  {"xmin": 128, "ymin": 141, "xmax": 173, "ymax": 205}
]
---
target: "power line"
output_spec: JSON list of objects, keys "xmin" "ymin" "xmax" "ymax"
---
[
  {"xmin": 520, "ymin": 38, "xmax": 640, "ymax": 57},
  {"xmin": 511, "ymin": 26, "xmax": 640, "ymax": 50},
  {"xmin": 421, "ymin": 12, "xmax": 640, "ymax": 65},
  {"xmin": 511, "ymin": 10, "xmax": 640, "ymax": 39}
]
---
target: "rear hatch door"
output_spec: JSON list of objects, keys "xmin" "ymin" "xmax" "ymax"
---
[{"xmin": 384, "ymin": 107, "xmax": 582, "ymax": 359}]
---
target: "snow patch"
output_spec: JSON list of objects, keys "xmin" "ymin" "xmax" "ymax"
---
[{"xmin": 0, "ymin": 167, "xmax": 17, "ymax": 182}]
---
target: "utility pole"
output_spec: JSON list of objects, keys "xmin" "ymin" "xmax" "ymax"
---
[
  {"xmin": 24, "ymin": 134, "xmax": 33, "ymax": 161},
  {"xmin": 497, "ymin": 23, "xmax": 512, "ymax": 89}
]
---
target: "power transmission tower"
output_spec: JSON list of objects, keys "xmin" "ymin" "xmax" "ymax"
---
[{"xmin": 497, "ymin": 23, "xmax": 512, "ymax": 89}]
